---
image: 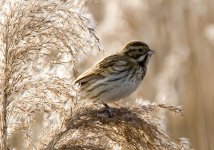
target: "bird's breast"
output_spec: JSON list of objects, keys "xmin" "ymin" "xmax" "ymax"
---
[
  {"xmin": 79, "ymin": 65, "xmax": 144, "ymax": 103},
  {"xmin": 95, "ymin": 67, "xmax": 142, "ymax": 103}
]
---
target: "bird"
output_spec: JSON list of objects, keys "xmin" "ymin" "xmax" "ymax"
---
[{"xmin": 74, "ymin": 41, "xmax": 155, "ymax": 117}]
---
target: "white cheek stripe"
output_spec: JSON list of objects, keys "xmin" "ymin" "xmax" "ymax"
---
[{"xmin": 137, "ymin": 55, "xmax": 146, "ymax": 62}]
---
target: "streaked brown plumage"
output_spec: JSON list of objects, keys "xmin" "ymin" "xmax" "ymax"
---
[{"xmin": 75, "ymin": 41, "xmax": 155, "ymax": 116}]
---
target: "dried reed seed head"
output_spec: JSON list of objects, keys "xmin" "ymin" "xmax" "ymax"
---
[
  {"xmin": 0, "ymin": 0, "xmax": 100, "ymax": 149},
  {"xmin": 47, "ymin": 103, "xmax": 186, "ymax": 150}
]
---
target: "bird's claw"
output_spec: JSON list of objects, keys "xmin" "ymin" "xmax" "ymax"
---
[{"xmin": 103, "ymin": 103, "xmax": 113, "ymax": 118}]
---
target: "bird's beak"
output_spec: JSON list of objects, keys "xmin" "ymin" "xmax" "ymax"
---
[{"xmin": 148, "ymin": 49, "xmax": 155, "ymax": 55}]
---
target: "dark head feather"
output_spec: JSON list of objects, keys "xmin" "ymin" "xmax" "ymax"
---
[
  {"xmin": 120, "ymin": 41, "xmax": 155, "ymax": 69},
  {"xmin": 125, "ymin": 41, "xmax": 149, "ymax": 48}
]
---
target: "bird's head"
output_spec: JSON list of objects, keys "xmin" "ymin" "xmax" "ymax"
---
[{"xmin": 121, "ymin": 41, "xmax": 155, "ymax": 66}]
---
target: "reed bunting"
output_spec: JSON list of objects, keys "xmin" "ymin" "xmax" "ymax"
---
[{"xmin": 75, "ymin": 41, "xmax": 155, "ymax": 117}]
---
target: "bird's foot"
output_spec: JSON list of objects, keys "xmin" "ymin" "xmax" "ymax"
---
[{"xmin": 103, "ymin": 103, "xmax": 113, "ymax": 118}]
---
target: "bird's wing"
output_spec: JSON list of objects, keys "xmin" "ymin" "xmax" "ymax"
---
[{"xmin": 74, "ymin": 54, "xmax": 131, "ymax": 86}]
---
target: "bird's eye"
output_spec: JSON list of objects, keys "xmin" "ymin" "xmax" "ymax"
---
[{"xmin": 138, "ymin": 48, "xmax": 143, "ymax": 52}]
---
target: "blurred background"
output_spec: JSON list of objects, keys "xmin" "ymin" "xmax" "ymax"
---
[
  {"xmin": 84, "ymin": 0, "xmax": 214, "ymax": 150},
  {"xmin": 1, "ymin": 0, "xmax": 213, "ymax": 149}
]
